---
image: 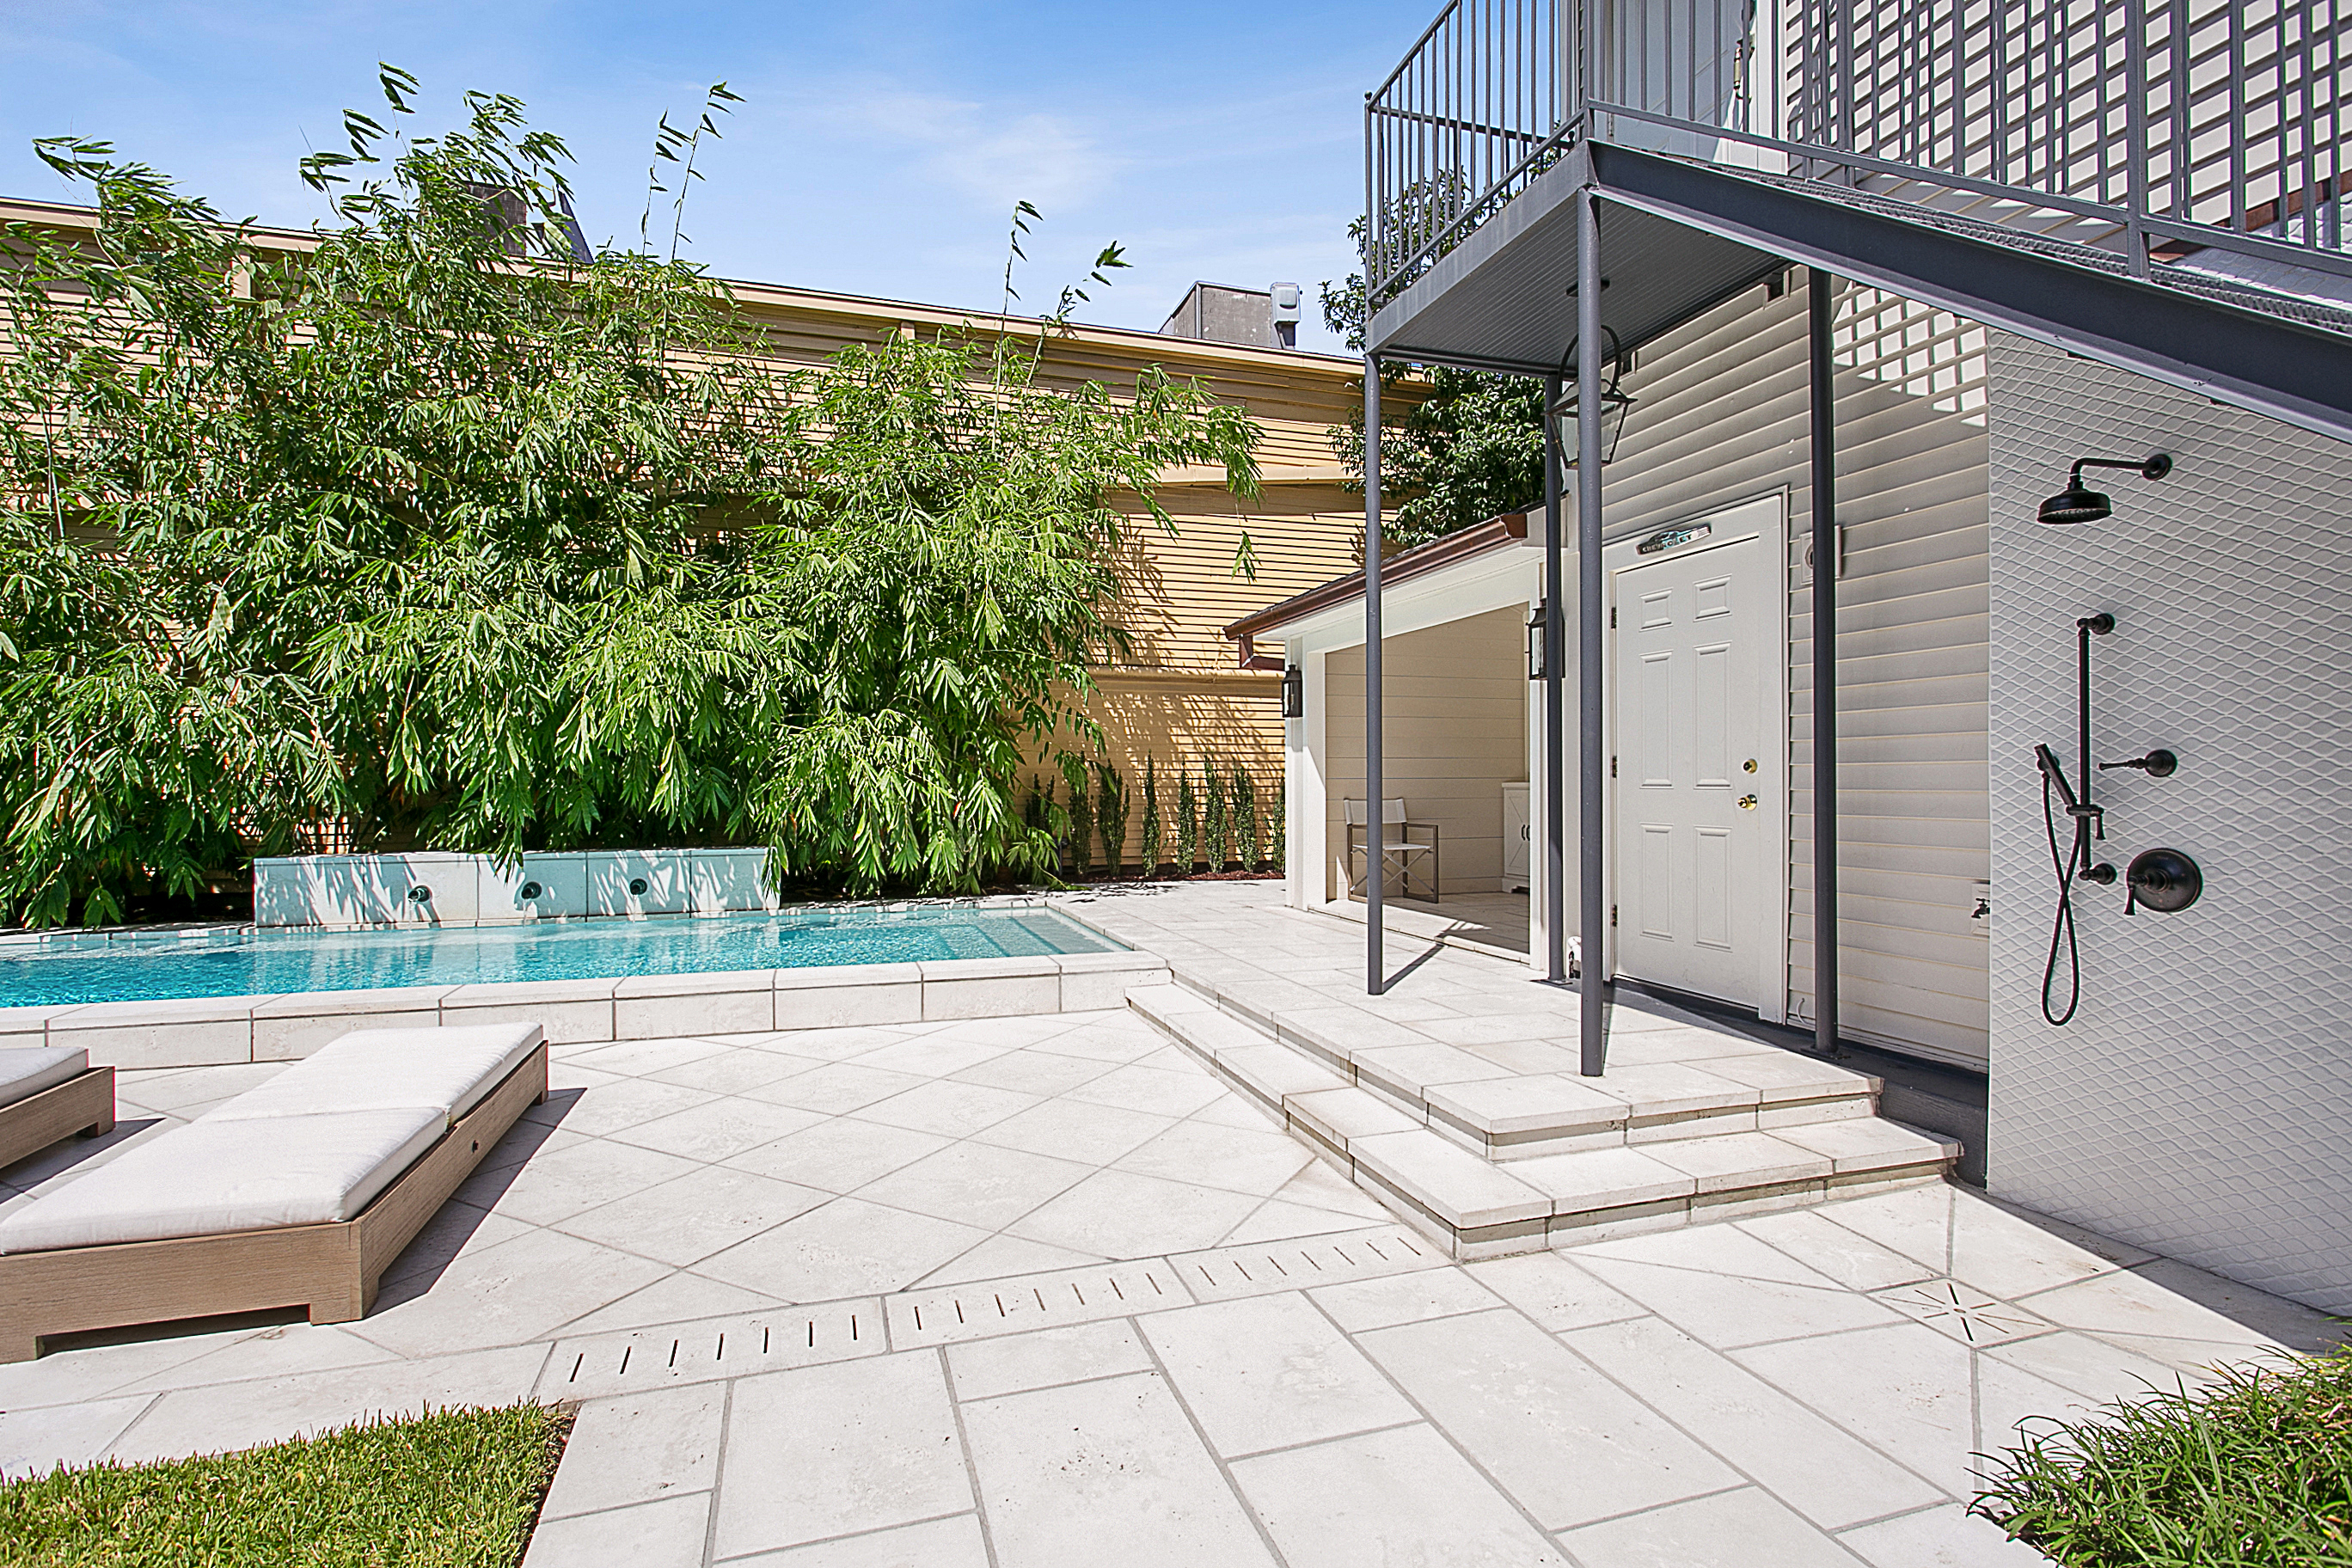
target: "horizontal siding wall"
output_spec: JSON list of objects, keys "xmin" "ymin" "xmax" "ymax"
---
[
  {"xmin": 1600, "ymin": 279, "xmax": 1992, "ymax": 1066},
  {"xmin": 1110, "ymin": 481, "xmax": 1363, "ymax": 672},
  {"xmin": 1323, "ymin": 606, "xmax": 1528, "ymax": 901}
]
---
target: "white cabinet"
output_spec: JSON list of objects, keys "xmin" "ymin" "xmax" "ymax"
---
[{"xmin": 1500, "ymin": 781, "xmax": 1531, "ymax": 887}]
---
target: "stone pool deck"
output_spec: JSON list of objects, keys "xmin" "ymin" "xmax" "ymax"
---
[{"xmin": 0, "ymin": 882, "xmax": 2341, "ymax": 1565}]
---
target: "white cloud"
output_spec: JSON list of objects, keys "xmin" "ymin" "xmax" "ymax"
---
[{"xmin": 799, "ymin": 81, "xmax": 1114, "ymax": 211}]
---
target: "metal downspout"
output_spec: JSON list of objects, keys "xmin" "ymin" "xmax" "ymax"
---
[
  {"xmin": 1364, "ymin": 354, "xmax": 1385, "ymax": 995},
  {"xmin": 1577, "ymin": 190, "xmax": 1608, "ymax": 1075},
  {"xmin": 1542, "ymin": 374, "xmax": 1567, "ymax": 985},
  {"xmin": 1808, "ymin": 268, "xmax": 1841, "ymax": 1056}
]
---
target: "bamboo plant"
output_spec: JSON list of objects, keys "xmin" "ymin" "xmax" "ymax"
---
[
  {"xmin": 0, "ymin": 71, "xmax": 1265, "ymax": 923},
  {"xmin": 1066, "ymin": 769, "xmax": 1094, "ymax": 878}
]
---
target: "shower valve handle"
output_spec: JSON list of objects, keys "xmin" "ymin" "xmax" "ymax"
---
[{"xmin": 2098, "ymin": 748, "xmax": 2178, "ymax": 778}]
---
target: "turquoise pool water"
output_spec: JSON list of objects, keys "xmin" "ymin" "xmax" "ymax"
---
[{"xmin": 0, "ymin": 906, "xmax": 1124, "ymax": 1008}]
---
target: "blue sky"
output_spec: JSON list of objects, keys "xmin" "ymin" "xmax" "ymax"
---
[{"xmin": 2, "ymin": 2, "xmax": 1440, "ymax": 353}]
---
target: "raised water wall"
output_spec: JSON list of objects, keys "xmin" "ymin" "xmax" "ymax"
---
[{"xmin": 252, "ymin": 848, "xmax": 779, "ymax": 929}]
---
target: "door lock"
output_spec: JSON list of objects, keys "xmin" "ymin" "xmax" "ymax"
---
[
  {"xmin": 1737, "ymin": 794, "xmax": 1758, "ymax": 811},
  {"xmin": 1742, "ymin": 758, "xmax": 1758, "ymax": 773}
]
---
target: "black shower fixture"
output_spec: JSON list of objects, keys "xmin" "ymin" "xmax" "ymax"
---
[
  {"xmin": 2038, "ymin": 452, "xmax": 2174, "ymax": 524},
  {"xmin": 2125, "ymin": 848, "xmax": 2203, "ymax": 915}
]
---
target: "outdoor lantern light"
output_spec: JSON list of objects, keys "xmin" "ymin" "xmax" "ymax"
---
[
  {"xmin": 1280, "ymin": 663, "xmax": 1303, "ymax": 719},
  {"xmin": 2038, "ymin": 452, "xmax": 2173, "ymax": 524},
  {"xmin": 1549, "ymin": 325, "xmax": 1635, "ymax": 468},
  {"xmin": 1526, "ymin": 603, "xmax": 1549, "ymax": 680}
]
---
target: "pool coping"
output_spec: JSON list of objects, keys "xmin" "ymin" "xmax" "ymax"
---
[
  {"xmin": 0, "ymin": 947, "xmax": 1173, "ymax": 1069},
  {"xmin": 0, "ymin": 892, "xmax": 1089, "ymax": 950}
]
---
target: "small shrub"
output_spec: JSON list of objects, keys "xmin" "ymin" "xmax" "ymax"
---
[
  {"xmin": 1139, "ymin": 756, "xmax": 1164, "ymax": 875},
  {"xmin": 1174, "ymin": 765, "xmax": 1198, "ymax": 873},
  {"xmin": 1202, "ymin": 757, "xmax": 1228, "ymax": 871},
  {"xmin": 1975, "ymin": 1347, "xmax": 2352, "ymax": 1567},
  {"xmin": 1094, "ymin": 761, "xmax": 1129, "ymax": 879},
  {"xmin": 1232, "ymin": 762, "xmax": 1259, "ymax": 870}
]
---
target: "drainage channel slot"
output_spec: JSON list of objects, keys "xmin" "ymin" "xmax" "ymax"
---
[
  {"xmin": 539, "ymin": 1298, "xmax": 887, "ymax": 1400},
  {"xmin": 1173, "ymin": 1227, "xmax": 1447, "ymax": 1303},
  {"xmin": 887, "ymin": 1261, "xmax": 1201, "ymax": 1348}
]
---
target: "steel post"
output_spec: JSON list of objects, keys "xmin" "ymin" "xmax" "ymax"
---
[
  {"xmin": 1364, "ymin": 355, "xmax": 1386, "ymax": 995},
  {"xmin": 1543, "ymin": 372, "xmax": 1567, "ymax": 984},
  {"xmin": 1577, "ymin": 189, "xmax": 1608, "ymax": 1075},
  {"xmin": 1808, "ymin": 266, "xmax": 1841, "ymax": 1057}
]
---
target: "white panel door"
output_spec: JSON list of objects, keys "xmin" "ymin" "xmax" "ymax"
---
[{"xmin": 1612, "ymin": 536, "xmax": 1767, "ymax": 1005}]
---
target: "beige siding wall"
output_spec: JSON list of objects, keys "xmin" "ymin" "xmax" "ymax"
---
[
  {"xmin": 1601, "ymin": 279, "xmax": 1991, "ymax": 1065},
  {"xmin": 1107, "ymin": 481, "xmax": 1363, "ymax": 673},
  {"xmin": 1323, "ymin": 607, "xmax": 1528, "ymax": 901}
]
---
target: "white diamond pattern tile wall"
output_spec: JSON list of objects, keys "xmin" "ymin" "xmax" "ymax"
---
[{"xmin": 1985, "ymin": 334, "xmax": 2352, "ymax": 1312}]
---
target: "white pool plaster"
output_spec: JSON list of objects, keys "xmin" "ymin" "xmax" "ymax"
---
[{"xmin": 0, "ymin": 883, "xmax": 2340, "ymax": 1567}]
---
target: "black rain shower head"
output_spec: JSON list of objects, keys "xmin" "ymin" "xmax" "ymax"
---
[{"xmin": 2038, "ymin": 452, "xmax": 2173, "ymax": 524}]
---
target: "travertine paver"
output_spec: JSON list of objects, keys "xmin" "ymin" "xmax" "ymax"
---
[{"xmin": 0, "ymin": 885, "xmax": 2341, "ymax": 1565}]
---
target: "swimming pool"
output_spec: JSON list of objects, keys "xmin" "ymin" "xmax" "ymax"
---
[{"xmin": 0, "ymin": 904, "xmax": 1125, "ymax": 1008}]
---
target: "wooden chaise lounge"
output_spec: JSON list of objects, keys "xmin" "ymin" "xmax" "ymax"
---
[
  {"xmin": 0, "ymin": 1046, "xmax": 115, "ymax": 1173},
  {"xmin": 0, "ymin": 1021, "xmax": 547, "ymax": 1362}
]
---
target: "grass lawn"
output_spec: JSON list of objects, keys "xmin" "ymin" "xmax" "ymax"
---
[
  {"xmin": 1976, "ymin": 1348, "xmax": 2352, "ymax": 1567},
  {"xmin": 0, "ymin": 1402, "xmax": 570, "ymax": 1567}
]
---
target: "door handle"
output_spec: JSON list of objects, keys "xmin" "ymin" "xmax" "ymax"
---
[{"xmin": 1737, "ymin": 794, "xmax": 1758, "ymax": 810}]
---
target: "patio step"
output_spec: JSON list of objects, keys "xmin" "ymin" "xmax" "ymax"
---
[
  {"xmin": 1129, "ymin": 983, "xmax": 1958, "ymax": 1259},
  {"xmin": 1160, "ymin": 973, "xmax": 1885, "ymax": 1161}
]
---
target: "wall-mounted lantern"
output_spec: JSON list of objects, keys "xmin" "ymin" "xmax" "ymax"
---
[
  {"xmin": 1526, "ymin": 603, "xmax": 1549, "ymax": 681},
  {"xmin": 1280, "ymin": 664, "xmax": 1304, "ymax": 719}
]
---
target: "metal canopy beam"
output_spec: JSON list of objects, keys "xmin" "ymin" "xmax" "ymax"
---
[
  {"xmin": 1591, "ymin": 143, "xmax": 2352, "ymax": 449},
  {"xmin": 1367, "ymin": 151, "xmax": 1785, "ymax": 378}
]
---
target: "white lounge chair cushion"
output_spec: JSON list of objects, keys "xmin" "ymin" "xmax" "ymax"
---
[
  {"xmin": 0, "ymin": 1045, "xmax": 89, "ymax": 1112},
  {"xmin": 202, "ymin": 1023, "xmax": 544, "ymax": 1129},
  {"xmin": 0, "ymin": 1106, "xmax": 444, "ymax": 1254}
]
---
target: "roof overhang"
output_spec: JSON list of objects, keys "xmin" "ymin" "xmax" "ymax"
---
[{"xmin": 1222, "ymin": 511, "xmax": 1541, "ymax": 654}]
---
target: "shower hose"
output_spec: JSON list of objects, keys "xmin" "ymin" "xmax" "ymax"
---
[{"xmin": 2040, "ymin": 769, "xmax": 2086, "ymax": 1026}]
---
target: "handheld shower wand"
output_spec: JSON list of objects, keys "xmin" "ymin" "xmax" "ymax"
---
[{"xmin": 2037, "ymin": 616, "xmax": 2117, "ymax": 1026}]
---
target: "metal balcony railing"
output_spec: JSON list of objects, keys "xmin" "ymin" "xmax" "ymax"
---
[{"xmin": 1368, "ymin": 0, "xmax": 2352, "ymax": 311}]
